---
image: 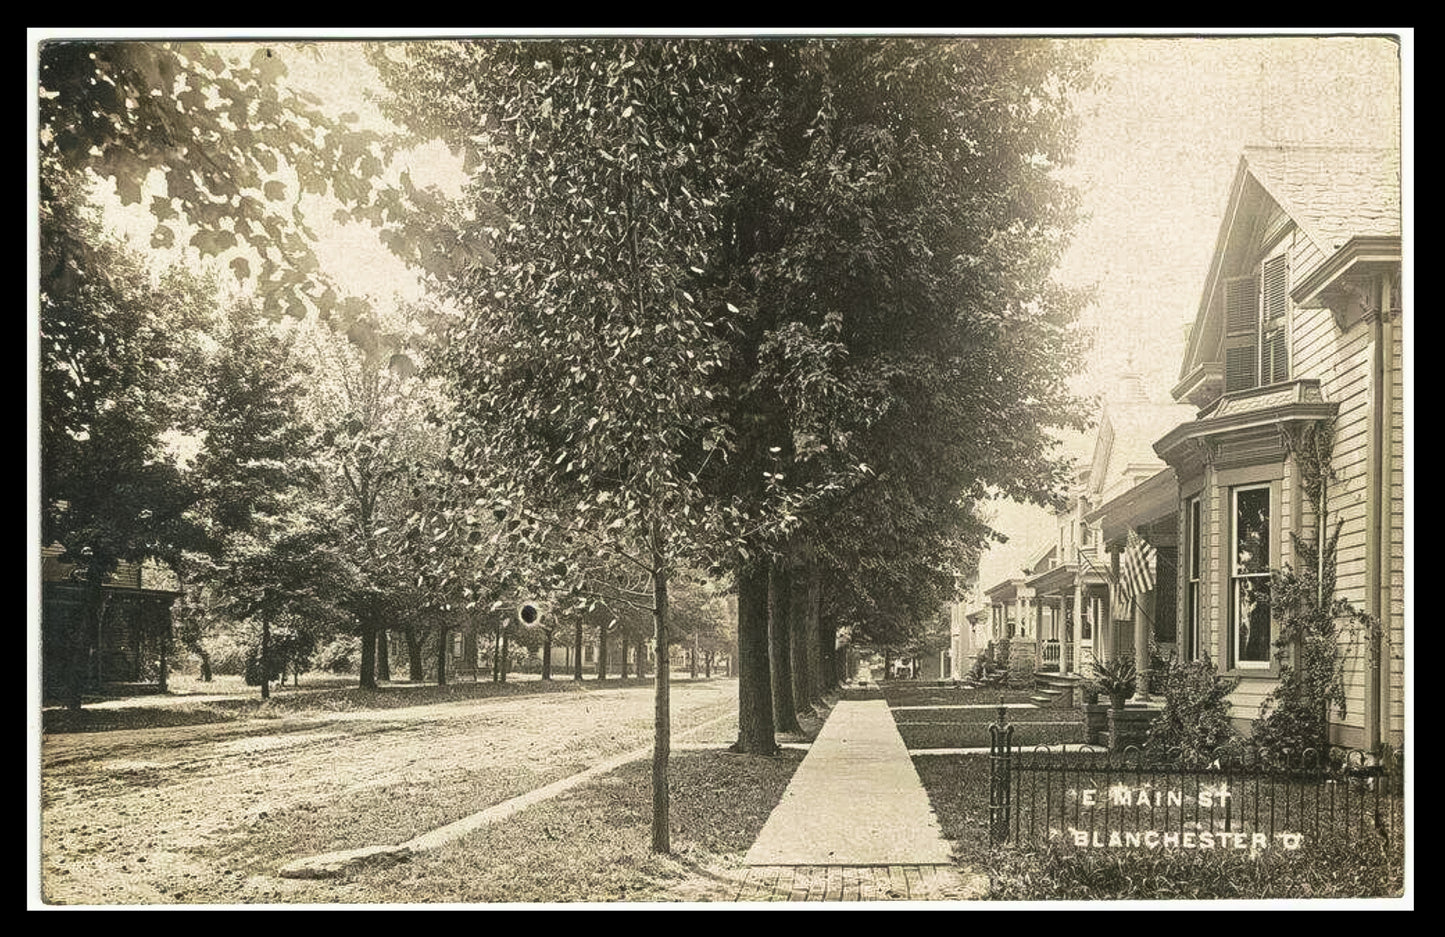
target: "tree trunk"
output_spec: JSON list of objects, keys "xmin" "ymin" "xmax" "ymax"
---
[
  {"xmin": 542, "ymin": 628, "xmax": 553, "ymax": 681},
  {"xmin": 377, "ymin": 628, "xmax": 391, "ymax": 681},
  {"xmin": 157, "ymin": 618, "xmax": 169, "ymax": 694},
  {"xmin": 731, "ymin": 557, "xmax": 778, "ymax": 754},
  {"xmin": 437, "ymin": 626, "xmax": 449, "ymax": 685},
  {"xmin": 574, "ymin": 619, "xmax": 584, "ymax": 681},
  {"xmin": 597, "ymin": 627, "xmax": 608, "ymax": 681},
  {"xmin": 788, "ymin": 562, "xmax": 812, "ymax": 717},
  {"xmin": 690, "ymin": 632, "xmax": 699, "ymax": 679},
  {"xmin": 198, "ymin": 648, "xmax": 213, "ymax": 683},
  {"xmin": 405, "ymin": 624, "xmax": 425, "ymax": 682},
  {"xmin": 704, "ymin": 649, "xmax": 713, "ymax": 679},
  {"xmin": 769, "ymin": 557, "xmax": 802, "ymax": 735},
  {"xmin": 260, "ymin": 617, "xmax": 271, "ymax": 700},
  {"xmin": 650, "ymin": 519, "xmax": 671, "ymax": 854},
  {"xmin": 636, "ymin": 637, "xmax": 647, "ymax": 679},
  {"xmin": 621, "ymin": 633, "xmax": 631, "ymax": 678},
  {"xmin": 359, "ymin": 617, "xmax": 378, "ymax": 690},
  {"xmin": 493, "ymin": 622, "xmax": 503, "ymax": 682},
  {"xmin": 804, "ymin": 556, "xmax": 825, "ymax": 707},
  {"xmin": 500, "ymin": 627, "xmax": 509, "ymax": 683}
]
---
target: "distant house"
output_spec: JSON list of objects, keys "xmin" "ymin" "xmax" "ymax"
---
[
  {"xmin": 946, "ymin": 570, "xmax": 986, "ymax": 679},
  {"xmin": 40, "ymin": 545, "xmax": 183, "ymax": 699},
  {"xmin": 984, "ymin": 372, "xmax": 1192, "ymax": 688},
  {"xmin": 1153, "ymin": 145, "xmax": 1403, "ymax": 748},
  {"xmin": 1077, "ymin": 377, "xmax": 1197, "ymax": 697}
]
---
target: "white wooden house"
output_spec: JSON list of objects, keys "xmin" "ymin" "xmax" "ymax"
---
[{"xmin": 1154, "ymin": 145, "xmax": 1403, "ymax": 749}]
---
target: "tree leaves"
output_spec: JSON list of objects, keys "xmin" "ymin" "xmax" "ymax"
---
[{"xmin": 39, "ymin": 41, "xmax": 395, "ymax": 310}]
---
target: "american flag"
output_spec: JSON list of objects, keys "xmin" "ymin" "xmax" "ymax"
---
[{"xmin": 1120, "ymin": 528, "xmax": 1158, "ymax": 607}]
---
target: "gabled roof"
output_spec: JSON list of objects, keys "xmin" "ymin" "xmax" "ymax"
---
[
  {"xmin": 1024, "ymin": 542, "xmax": 1058, "ymax": 576},
  {"xmin": 1242, "ymin": 145, "xmax": 1400, "ymax": 256},
  {"xmin": 1178, "ymin": 145, "xmax": 1401, "ymax": 386},
  {"xmin": 1089, "ymin": 398, "xmax": 1195, "ymax": 506}
]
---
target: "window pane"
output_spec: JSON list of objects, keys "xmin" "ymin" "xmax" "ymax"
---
[
  {"xmin": 1188, "ymin": 582, "xmax": 1201, "ymax": 660},
  {"xmin": 1190, "ymin": 499, "xmax": 1201, "ymax": 578},
  {"xmin": 1235, "ymin": 577, "xmax": 1272, "ymax": 663},
  {"xmin": 1235, "ymin": 487, "xmax": 1270, "ymax": 575}
]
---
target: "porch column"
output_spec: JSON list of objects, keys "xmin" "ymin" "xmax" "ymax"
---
[
  {"xmin": 1109, "ymin": 548, "xmax": 1123, "ymax": 663},
  {"xmin": 1133, "ymin": 590, "xmax": 1151, "ymax": 702},
  {"xmin": 1072, "ymin": 577, "xmax": 1084, "ymax": 676}
]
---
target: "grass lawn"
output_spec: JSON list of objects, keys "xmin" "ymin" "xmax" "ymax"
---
[
  {"xmin": 277, "ymin": 747, "xmax": 805, "ymax": 904},
  {"xmin": 882, "ymin": 680, "xmax": 1087, "ymax": 749}
]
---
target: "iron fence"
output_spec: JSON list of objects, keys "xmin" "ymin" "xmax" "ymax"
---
[{"xmin": 987, "ymin": 704, "xmax": 1404, "ymax": 855}]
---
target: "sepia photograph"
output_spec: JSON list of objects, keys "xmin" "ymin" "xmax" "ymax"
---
[{"xmin": 30, "ymin": 28, "xmax": 1410, "ymax": 908}]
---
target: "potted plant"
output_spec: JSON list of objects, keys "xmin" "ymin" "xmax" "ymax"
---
[
  {"xmin": 1089, "ymin": 652, "xmax": 1137, "ymax": 710},
  {"xmin": 1080, "ymin": 678, "xmax": 1101, "ymax": 707}
]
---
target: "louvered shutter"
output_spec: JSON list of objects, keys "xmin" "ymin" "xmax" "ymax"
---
[
  {"xmin": 1260, "ymin": 254, "xmax": 1289, "ymax": 384},
  {"xmin": 1223, "ymin": 275, "xmax": 1260, "ymax": 393}
]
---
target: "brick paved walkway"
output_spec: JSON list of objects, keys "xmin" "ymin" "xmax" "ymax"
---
[{"xmin": 734, "ymin": 864, "xmax": 982, "ymax": 902}]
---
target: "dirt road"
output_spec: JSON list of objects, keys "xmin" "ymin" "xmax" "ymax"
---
[{"xmin": 38, "ymin": 678, "xmax": 740, "ymax": 905}]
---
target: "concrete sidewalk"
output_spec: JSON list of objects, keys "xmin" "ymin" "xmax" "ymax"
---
[{"xmin": 745, "ymin": 699, "xmax": 955, "ymax": 866}]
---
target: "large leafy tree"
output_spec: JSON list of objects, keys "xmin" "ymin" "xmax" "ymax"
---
[
  {"xmin": 367, "ymin": 38, "xmax": 811, "ymax": 853},
  {"xmin": 301, "ymin": 310, "xmax": 448, "ymax": 689},
  {"xmin": 39, "ymin": 186, "xmax": 212, "ymax": 708},
  {"xmin": 187, "ymin": 299, "xmax": 339, "ymax": 699},
  {"xmin": 687, "ymin": 38, "xmax": 1094, "ymax": 750}
]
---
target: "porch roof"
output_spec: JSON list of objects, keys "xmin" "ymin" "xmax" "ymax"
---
[
  {"xmin": 1085, "ymin": 466, "xmax": 1178, "ymax": 548},
  {"xmin": 984, "ymin": 578, "xmax": 1029, "ymax": 604},
  {"xmin": 1025, "ymin": 560, "xmax": 1109, "ymax": 597}
]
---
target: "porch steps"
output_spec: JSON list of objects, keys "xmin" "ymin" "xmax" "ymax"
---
[
  {"xmin": 1030, "ymin": 671, "xmax": 1084, "ymax": 709},
  {"xmin": 1028, "ymin": 686, "xmax": 1064, "ymax": 706}
]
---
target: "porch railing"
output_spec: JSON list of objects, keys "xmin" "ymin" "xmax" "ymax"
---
[{"xmin": 1041, "ymin": 640, "xmax": 1061, "ymax": 670}]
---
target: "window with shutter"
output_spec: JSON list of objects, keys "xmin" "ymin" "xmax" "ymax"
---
[
  {"xmin": 1260, "ymin": 254, "xmax": 1289, "ymax": 384},
  {"xmin": 1224, "ymin": 275, "xmax": 1260, "ymax": 393}
]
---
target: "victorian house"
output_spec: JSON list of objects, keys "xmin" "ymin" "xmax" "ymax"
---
[
  {"xmin": 978, "ymin": 372, "xmax": 1192, "ymax": 693},
  {"xmin": 1153, "ymin": 145, "xmax": 1403, "ymax": 749},
  {"xmin": 40, "ymin": 545, "xmax": 183, "ymax": 699}
]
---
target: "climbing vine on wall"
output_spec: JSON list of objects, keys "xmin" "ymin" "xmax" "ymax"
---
[{"xmin": 1253, "ymin": 421, "xmax": 1380, "ymax": 762}]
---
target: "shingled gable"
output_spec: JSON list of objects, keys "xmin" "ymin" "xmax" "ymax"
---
[{"xmin": 1172, "ymin": 145, "xmax": 1400, "ymax": 408}]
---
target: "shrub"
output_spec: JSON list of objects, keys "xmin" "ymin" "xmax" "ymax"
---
[
  {"xmin": 315, "ymin": 635, "xmax": 361, "ymax": 674},
  {"xmin": 243, "ymin": 647, "xmax": 285, "ymax": 686},
  {"xmin": 987, "ymin": 837, "xmax": 1403, "ymax": 900},
  {"xmin": 1254, "ymin": 421, "xmax": 1380, "ymax": 765},
  {"xmin": 1145, "ymin": 656, "xmax": 1239, "ymax": 767},
  {"xmin": 207, "ymin": 632, "xmax": 251, "ymax": 676},
  {"xmin": 1254, "ymin": 529, "xmax": 1378, "ymax": 765}
]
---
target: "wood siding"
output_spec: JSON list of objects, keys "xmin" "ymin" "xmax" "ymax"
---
[
  {"xmin": 1284, "ymin": 276, "xmax": 1404, "ymax": 743},
  {"xmin": 1388, "ymin": 321, "xmax": 1404, "ymax": 735}
]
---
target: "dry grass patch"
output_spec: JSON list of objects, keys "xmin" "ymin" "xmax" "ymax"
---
[{"xmin": 248, "ymin": 747, "xmax": 805, "ymax": 905}]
